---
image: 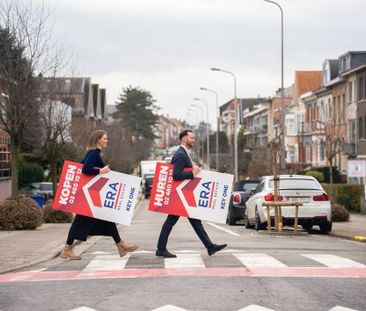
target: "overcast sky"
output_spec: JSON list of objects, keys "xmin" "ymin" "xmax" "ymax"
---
[{"xmin": 45, "ymin": 0, "xmax": 366, "ymax": 127}]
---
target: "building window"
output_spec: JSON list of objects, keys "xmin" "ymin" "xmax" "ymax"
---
[
  {"xmin": 349, "ymin": 119, "xmax": 356, "ymax": 143},
  {"xmin": 359, "ymin": 117, "xmax": 364, "ymax": 139},
  {"xmin": 0, "ymin": 146, "xmax": 10, "ymax": 178},
  {"xmin": 348, "ymin": 82, "xmax": 353, "ymax": 103},
  {"xmin": 306, "ymin": 144, "xmax": 311, "ymax": 163},
  {"xmin": 359, "ymin": 77, "xmax": 364, "ymax": 100},
  {"xmin": 320, "ymin": 141, "xmax": 325, "ymax": 162}
]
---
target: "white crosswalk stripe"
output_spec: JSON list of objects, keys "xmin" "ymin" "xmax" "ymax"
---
[
  {"xmin": 302, "ymin": 254, "xmax": 366, "ymax": 268},
  {"xmin": 164, "ymin": 254, "xmax": 205, "ymax": 269},
  {"xmin": 233, "ymin": 253, "xmax": 287, "ymax": 268},
  {"xmin": 236, "ymin": 305, "xmax": 275, "ymax": 311},
  {"xmin": 68, "ymin": 305, "xmax": 360, "ymax": 311},
  {"xmin": 81, "ymin": 251, "xmax": 366, "ymax": 272},
  {"xmin": 83, "ymin": 254, "xmax": 130, "ymax": 271}
]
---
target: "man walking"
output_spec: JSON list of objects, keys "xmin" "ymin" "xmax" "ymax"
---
[{"xmin": 156, "ymin": 129, "xmax": 227, "ymax": 258}]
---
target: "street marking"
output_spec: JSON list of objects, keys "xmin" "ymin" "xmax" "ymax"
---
[
  {"xmin": 83, "ymin": 254, "xmax": 130, "ymax": 271},
  {"xmin": 69, "ymin": 308, "xmax": 98, "ymax": 311},
  {"xmin": 151, "ymin": 305, "xmax": 188, "ymax": 311},
  {"xmin": 237, "ymin": 305, "xmax": 275, "ymax": 311},
  {"xmin": 302, "ymin": 254, "xmax": 365, "ymax": 268},
  {"xmin": 85, "ymin": 251, "xmax": 111, "ymax": 255},
  {"xmin": 164, "ymin": 254, "xmax": 205, "ymax": 269},
  {"xmin": 1, "ymin": 267, "xmax": 366, "ymax": 282},
  {"xmin": 234, "ymin": 253, "xmax": 287, "ymax": 268},
  {"xmin": 176, "ymin": 250, "xmax": 200, "ymax": 253},
  {"xmin": 205, "ymin": 222, "xmax": 241, "ymax": 236},
  {"xmin": 329, "ymin": 307, "xmax": 359, "ymax": 311},
  {"xmin": 133, "ymin": 250, "xmax": 154, "ymax": 254}
]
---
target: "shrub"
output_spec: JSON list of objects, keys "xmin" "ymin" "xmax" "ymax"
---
[
  {"xmin": 42, "ymin": 202, "xmax": 73, "ymax": 223},
  {"xmin": 322, "ymin": 183, "xmax": 364, "ymax": 212},
  {"xmin": 19, "ymin": 161, "xmax": 44, "ymax": 187},
  {"xmin": 332, "ymin": 203, "xmax": 350, "ymax": 222},
  {"xmin": 0, "ymin": 196, "xmax": 43, "ymax": 230},
  {"xmin": 305, "ymin": 171, "xmax": 324, "ymax": 183}
]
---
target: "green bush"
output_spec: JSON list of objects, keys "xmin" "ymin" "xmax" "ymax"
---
[
  {"xmin": 332, "ymin": 203, "xmax": 350, "ymax": 222},
  {"xmin": 305, "ymin": 171, "xmax": 324, "ymax": 183},
  {"xmin": 322, "ymin": 183, "xmax": 364, "ymax": 212},
  {"xmin": 42, "ymin": 202, "xmax": 73, "ymax": 223},
  {"xmin": 0, "ymin": 196, "xmax": 43, "ymax": 230},
  {"xmin": 19, "ymin": 161, "xmax": 44, "ymax": 187}
]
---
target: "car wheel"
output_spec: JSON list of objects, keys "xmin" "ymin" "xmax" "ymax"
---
[
  {"xmin": 255, "ymin": 207, "xmax": 266, "ymax": 231},
  {"xmin": 227, "ymin": 214, "xmax": 236, "ymax": 226},
  {"xmin": 243, "ymin": 208, "xmax": 253, "ymax": 229},
  {"xmin": 319, "ymin": 221, "xmax": 332, "ymax": 234},
  {"xmin": 302, "ymin": 222, "xmax": 313, "ymax": 231}
]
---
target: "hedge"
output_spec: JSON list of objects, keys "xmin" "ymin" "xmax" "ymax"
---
[{"xmin": 322, "ymin": 183, "xmax": 364, "ymax": 212}]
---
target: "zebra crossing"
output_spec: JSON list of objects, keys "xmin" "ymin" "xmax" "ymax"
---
[
  {"xmin": 68, "ymin": 304, "xmax": 361, "ymax": 311},
  {"xmin": 80, "ymin": 249, "xmax": 366, "ymax": 271}
]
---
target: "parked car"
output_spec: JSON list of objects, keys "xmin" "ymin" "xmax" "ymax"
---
[
  {"xmin": 227, "ymin": 179, "xmax": 260, "ymax": 225},
  {"xmin": 143, "ymin": 175, "xmax": 154, "ymax": 199},
  {"xmin": 244, "ymin": 175, "xmax": 332, "ymax": 233},
  {"xmin": 20, "ymin": 182, "xmax": 54, "ymax": 200}
]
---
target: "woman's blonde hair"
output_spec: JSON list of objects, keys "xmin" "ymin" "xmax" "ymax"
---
[{"xmin": 87, "ymin": 130, "xmax": 107, "ymax": 150}]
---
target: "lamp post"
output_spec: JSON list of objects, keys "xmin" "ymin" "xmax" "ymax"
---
[
  {"xmin": 211, "ymin": 67, "xmax": 238, "ymax": 182},
  {"xmin": 200, "ymin": 87, "xmax": 220, "ymax": 171},
  {"xmin": 263, "ymin": 0, "xmax": 286, "ymax": 172},
  {"xmin": 193, "ymin": 98, "xmax": 210, "ymax": 169}
]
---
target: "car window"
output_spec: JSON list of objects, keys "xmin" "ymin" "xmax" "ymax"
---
[
  {"xmin": 269, "ymin": 178, "xmax": 321, "ymax": 190},
  {"xmin": 40, "ymin": 184, "xmax": 53, "ymax": 191},
  {"xmin": 31, "ymin": 184, "xmax": 40, "ymax": 190},
  {"xmin": 255, "ymin": 181, "xmax": 264, "ymax": 193},
  {"xmin": 243, "ymin": 183, "xmax": 259, "ymax": 194}
]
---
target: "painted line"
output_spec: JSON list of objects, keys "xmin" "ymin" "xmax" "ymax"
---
[
  {"xmin": 205, "ymin": 222, "xmax": 241, "ymax": 236},
  {"xmin": 237, "ymin": 304, "xmax": 275, "ymax": 311},
  {"xmin": 302, "ymin": 254, "xmax": 365, "ymax": 268},
  {"xmin": 83, "ymin": 255, "xmax": 130, "ymax": 271},
  {"xmin": 329, "ymin": 307, "xmax": 359, "ymax": 311},
  {"xmin": 151, "ymin": 305, "xmax": 188, "ymax": 311},
  {"xmin": 69, "ymin": 308, "xmax": 98, "ymax": 311},
  {"xmin": 164, "ymin": 254, "xmax": 205, "ymax": 269},
  {"xmin": 234, "ymin": 253, "xmax": 287, "ymax": 268},
  {"xmin": 1, "ymin": 267, "xmax": 366, "ymax": 283}
]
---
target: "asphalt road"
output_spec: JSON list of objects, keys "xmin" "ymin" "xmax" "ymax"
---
[{"xmin": 1, "ymin": 199, "xmax": 365, "ymax": 311}]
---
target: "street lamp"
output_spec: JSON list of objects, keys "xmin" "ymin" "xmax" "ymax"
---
[
  {"xmin": 200, "ymin": 87, "xmax": 220, "ymax": 171},
  {"xmin": 193, "ymin": 98, "xmax": 210, "ymax": 169},
  {"xmin": 263, "ymin": 0, "xmax": 286, "ymax": 172},
  {"xmin": 211, "ymin": 67, "xmax": 239, "ymax": 181}
]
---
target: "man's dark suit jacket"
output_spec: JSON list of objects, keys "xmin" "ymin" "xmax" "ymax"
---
[{"xmin": 172, "ymin": 146, "xmax": 194, "ymax": 181}]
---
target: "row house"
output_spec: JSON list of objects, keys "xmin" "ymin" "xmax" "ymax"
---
[
  {"xmin": 220, "ymin": 98, "xmax": 267, "ymax": 143},
  {"xmin": 285, "ymin": 71, "xmax": 323, "ymax": 165},
  {"xmin": 0, "ymin": 89, "xmax": 11, "ymax": 199},
  {"xmin": 154, "ymin": 115, "xmax": 186, "ymax": 155},
  {"xmin": 299, "ymin": 51, "xmax": 366, "ymax": 180},
  {"xmin": 243, "ymin": 101, "xmax": 270, "ymax": 149}
]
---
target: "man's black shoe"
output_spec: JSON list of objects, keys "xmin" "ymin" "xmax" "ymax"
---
[
  {"xmin": 156, "ymin": 249, "xmax": 177, "ymax": 258},
  {"xmin": 208, "ymin": 244, "xmax": 227, "ymax": 256}
]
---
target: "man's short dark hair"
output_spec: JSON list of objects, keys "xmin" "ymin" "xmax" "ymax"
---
[{"xmin": 179, "ymin": 129, "xmax": 192, "ymax": 141}]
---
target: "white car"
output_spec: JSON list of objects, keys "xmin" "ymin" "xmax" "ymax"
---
[{"xmin": 244, "ymin": 175, "xmax": 332, "ymax": 233}]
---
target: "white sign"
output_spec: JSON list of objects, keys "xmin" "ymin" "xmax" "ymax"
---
[{"xmin": 348, "ymin": 160, "xmax": 366, "ymax": 177}]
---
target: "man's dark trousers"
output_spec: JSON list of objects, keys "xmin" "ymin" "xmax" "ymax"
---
[{"xmin": 157, "ymin": 214, "xmax": 213, "ymax": 250}]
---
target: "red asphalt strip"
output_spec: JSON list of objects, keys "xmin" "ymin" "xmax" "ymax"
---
[{"xmin": 1, "ymin": 267, "xmax": 366, "ymax": 283}]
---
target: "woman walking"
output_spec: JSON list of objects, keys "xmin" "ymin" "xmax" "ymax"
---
[{"xmin": 60, "ymin": 130, "xmax": 138, "ymax": 260}]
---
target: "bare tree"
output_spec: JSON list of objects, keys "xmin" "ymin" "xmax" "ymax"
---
[{"xmin": 0, "ymin": 0, "xmax": 73, "ymax": 198}]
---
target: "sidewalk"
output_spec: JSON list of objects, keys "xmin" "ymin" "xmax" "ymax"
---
[{"xmin": 0, "ymin": 214, "xmax": 365, "ymax": 275}]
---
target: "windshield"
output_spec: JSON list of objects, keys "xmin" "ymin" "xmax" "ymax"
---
[
  {"xmin": 40, "ymin": 184, "xmax": 52, "ymax": 191},
  {"xmin": 269, "ymin": 178, "xmax": 321, "ymax": 190},
  {"xmin": 242, "ymin": 183, "xmax": 259, "ymax": 194}
]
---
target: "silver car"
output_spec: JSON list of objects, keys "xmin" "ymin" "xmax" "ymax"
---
[{"xmin": 244, "ymin": 175, "xmax": 332, "ymax": 233}]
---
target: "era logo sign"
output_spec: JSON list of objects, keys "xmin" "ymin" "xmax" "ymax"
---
[
  {"xmin": 181, "ymin": 178, "xmax": 216, "ymax": 209},
  {"xmin": 87, "ymin": 177, "xmax": 122, "ymax": 209}
]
